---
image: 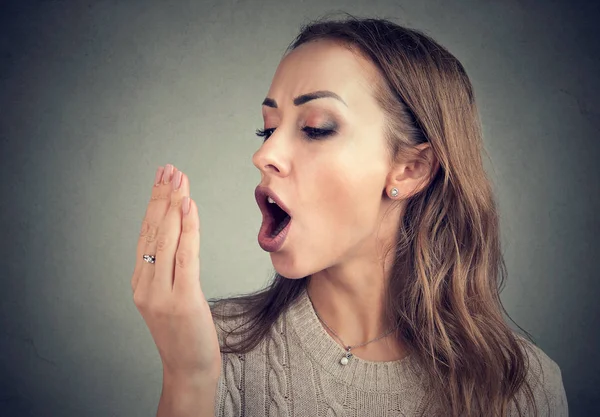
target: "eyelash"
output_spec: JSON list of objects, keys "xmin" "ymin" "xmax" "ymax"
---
[{"xmin": 255, "ymin": 126, "xmax": 335, "ymax": 142}]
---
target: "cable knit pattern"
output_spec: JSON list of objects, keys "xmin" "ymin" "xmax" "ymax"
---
[
  {"xmin": 265, "ymin": 312, "xmax": 291, "ymax": 416},
  {"xmin": 213, "ymin": 286, "xmax": 568, "ymax": 416},
  {"xmin": 221, "ymin": 353, "xmax": 244, "ymax": 416},
  {"xmin": 214, "ymin": 301, "xmax": 245, "ymax": 417}
]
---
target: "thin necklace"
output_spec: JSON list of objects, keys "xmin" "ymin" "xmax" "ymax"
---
[{"xmin": 306, "ymin": 288, "xmax": 400, "ymax": 366}]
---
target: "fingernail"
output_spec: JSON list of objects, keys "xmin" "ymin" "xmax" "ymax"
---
[
  {"xmin": 154, "ymin": 166, "xmax": 165, "ymax": 186},
  {"xmin": 163, "ymin": 164, "xmax": 173, "ymax": 184},
  {"xmin": 182, "ymin": 196, "xmax": 191, "ymax": 215},
  {"xmin": 173, "ymin": 170, "xmax": 182, "ymax": 191}
]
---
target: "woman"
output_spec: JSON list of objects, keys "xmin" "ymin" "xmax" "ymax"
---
[{"xmin": 132, "ymin": 15, "xmax": 568, "ymax": 417}]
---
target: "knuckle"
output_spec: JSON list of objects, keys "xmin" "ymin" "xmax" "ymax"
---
[
  {"xmin": 139, "ymin": 219, "xmax": 150, "ymax": 237},
  {"xmin": 135, "ymin": 292, "xmax": 172, "ymax": 316},
  {"xmin": 170, "ymin": 198, "xmax": 182, "ymax": 209},
  {"xmin": 133, "ymin": 291, "xmax": 146, "ymax": 309},
  {"xmin": 156, "ymin": 234, "xmax": 170, "ymax": 252},
  {"xmin": 139, "ymin": 219, "xmax": 158, "ymax": 242},
  {"xmin": 150, "ymin": 189, "xmax": 170, "ymax": 202},
  {"xmin": 145, "ymin": 225, "xmax": 158, "ymax": 243},
  {"xmin": 175, "ymin": 250, "xmax": 195, "ymax": 269}
]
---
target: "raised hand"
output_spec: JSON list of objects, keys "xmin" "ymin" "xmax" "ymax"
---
[{"xmin": 131, "ymin": 164, "xmax": 221, "ymax": 382}]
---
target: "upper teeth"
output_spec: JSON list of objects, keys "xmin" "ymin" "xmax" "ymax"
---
[{"xmin": 267, "ymin": 196, "xmax": 276, "ymax": 204}]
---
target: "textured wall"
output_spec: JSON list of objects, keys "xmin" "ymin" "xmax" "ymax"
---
[{"xmin": 0, "ymin": 0, "xmax": 598, "ymax": 416}]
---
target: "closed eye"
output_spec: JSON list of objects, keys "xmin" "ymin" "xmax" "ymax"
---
[
  {"xmin": 255, "ymin": 127, "xmax": 276, "ymax": 140},
  {"xmin": 255, "ymin": 126, "xmax": 335, "ymax": 141},
  {"xmin": 302, "ymin": 126, "xmax": 335, "ymax": 140}
]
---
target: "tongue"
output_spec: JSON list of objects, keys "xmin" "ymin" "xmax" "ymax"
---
[{"xmin": 271, "ymin": 214, "xmax": 291, "ymax": 237}]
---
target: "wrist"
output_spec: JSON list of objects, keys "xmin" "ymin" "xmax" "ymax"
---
[
  {"xmin": 163, "ymin": 364, "xmax": 220, "ymax": 384},
  {"xmin": 163, "ymin": 369, "xmax": 219, "ymax": 388},
  {"xmin": 159, "ymin": 369, "xmax": 220, "ymax": 417}
]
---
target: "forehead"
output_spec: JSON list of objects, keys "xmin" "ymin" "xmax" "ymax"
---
[{"xmin": 266, "ymin": 39, "xmax": 381, "ymax": 109}]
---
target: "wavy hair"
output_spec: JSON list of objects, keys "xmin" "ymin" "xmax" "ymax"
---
[{"xmin": 209, "ymin": 13, "xmax": 539, "ymax": 417}]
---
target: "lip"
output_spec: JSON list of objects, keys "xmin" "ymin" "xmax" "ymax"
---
[{"xmin": 254, "ymin": 185, "xmax": 292, "ymax": 219}]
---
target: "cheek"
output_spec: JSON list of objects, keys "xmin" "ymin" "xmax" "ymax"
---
[
  {"xmin": 303, "ymin": 144, "xmax": 385, "ymax": 236},
  {"xmin": 311, "ymin": 167, "xmax": 369, "ymax": 231}
]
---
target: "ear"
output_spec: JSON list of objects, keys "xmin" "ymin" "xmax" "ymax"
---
[{"xmin": 388, "ymin": 143, "xmax": 439, "ymax": 198}]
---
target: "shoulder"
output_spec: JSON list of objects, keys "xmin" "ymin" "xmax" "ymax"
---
[{"xmin": 512, "ymin": 335, "xmax": 569, "ymax": 416}]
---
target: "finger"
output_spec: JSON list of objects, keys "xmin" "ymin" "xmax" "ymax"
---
[
  {"xmin": 173, "ymin": 196, "xmax": 202, "ymax": 296},
  {"xmin": 152, "ymin": 169, "xmax": 191, "ymax": 292},
  {"xmin": 132, "ymin": 164, "xmax": 182, "ymax": 293},
  {"xmin": 132, "ymin": 164, "xmax": 168, "ymax": 294}
]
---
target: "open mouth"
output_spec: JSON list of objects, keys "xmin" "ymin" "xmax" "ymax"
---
[
  {"xmin": 266, "ymin": 196, "xmax": 292, "ymax": 238},
  {"xmin": 255, "ymin": 186, "xmax": 293, "ymax": 251}
]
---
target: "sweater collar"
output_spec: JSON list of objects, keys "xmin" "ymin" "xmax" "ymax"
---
[{"xmin": 286, "ymin": 285, "xmax": 424, "ymax": 393}]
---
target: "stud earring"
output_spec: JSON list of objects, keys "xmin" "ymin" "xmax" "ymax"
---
[{"xmin": 390, "ymin": 188, "xmax": 399, "ymax": 198}]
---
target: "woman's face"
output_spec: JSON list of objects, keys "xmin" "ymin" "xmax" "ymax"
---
[{"xmin": 252, "ymin": 39, "xmax": 399, "ymax": 278}]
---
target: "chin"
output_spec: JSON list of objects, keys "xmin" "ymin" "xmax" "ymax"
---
[
  {"xmin": 273, "ymin": 267, "xmax": 307, "ymax": 280},
  {"xmin": 271, "ymin": 256, "xmax": 313, "ymax": 280}
]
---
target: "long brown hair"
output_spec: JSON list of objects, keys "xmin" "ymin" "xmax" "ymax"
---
[{"xmin": 209, "ymin": 13, "xmax": 540, "ymax": 417}]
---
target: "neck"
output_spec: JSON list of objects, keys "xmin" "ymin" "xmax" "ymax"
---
[
  {"xmin": 303, "ymin": 198, "xmax": 409, "ymax": 361},
  {"xmin": 305, "ymin": 258, "xmax": 405, "ymax": 359}
]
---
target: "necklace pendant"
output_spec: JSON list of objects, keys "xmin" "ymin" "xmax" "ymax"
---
[{"xmin": 340, "ymin": 347, "xmax": 353, "ymax": 365}]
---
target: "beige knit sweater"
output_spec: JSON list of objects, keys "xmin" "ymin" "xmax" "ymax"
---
[{"xmin": 212, "ymin": 286, "xmax": 568, "ymax": 416}]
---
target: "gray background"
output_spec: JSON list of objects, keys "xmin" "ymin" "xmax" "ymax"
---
[{"xmin": 1, "ymin": 0, "xmax": 598, "ymax": 416}]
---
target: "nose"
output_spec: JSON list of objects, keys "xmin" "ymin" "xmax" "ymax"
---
[
  {"xmin": 252, "ymin": 137, "xmax": 289, "ymax": 177},
  {"xmin": 252, "ymin": 149, "xmax": 279, "ymax": 175}
]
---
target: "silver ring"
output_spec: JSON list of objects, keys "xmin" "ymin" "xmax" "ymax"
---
[{"xmin": 142, "ymin": 254, "xmax": 156, "ymax": 264}]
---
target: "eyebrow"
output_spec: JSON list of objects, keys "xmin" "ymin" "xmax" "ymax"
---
[{"xmin": 262, "ymin": 90, "xmax": 347, "ymax": 108}]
